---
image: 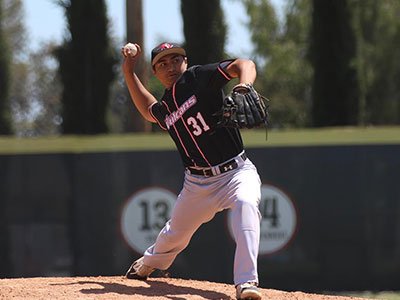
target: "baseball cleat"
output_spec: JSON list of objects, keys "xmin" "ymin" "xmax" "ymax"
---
[
  {"xmin": 236, "ymin": 282, "xmax": 262, "ymax": 300},
  {"xmin": 125, "ymin": 257, "xmax": 155, "ymax": 280}
]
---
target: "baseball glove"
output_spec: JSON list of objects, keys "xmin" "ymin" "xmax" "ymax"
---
[{"xmin": 216, "ymin": 84, "xmax": 269, "ymax": 129}]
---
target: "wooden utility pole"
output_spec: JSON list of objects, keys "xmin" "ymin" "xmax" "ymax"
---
[{"xmin": 126, "ymin": 0, "xmax": 151, "ymax": 132}]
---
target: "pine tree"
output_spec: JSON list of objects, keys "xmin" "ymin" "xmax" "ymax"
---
[
  {"xmin": 310, "ymin": 0, "xmax": 359, "ymax": 126},
  {"xmin": 181, "ymin": 0, "xmax": 227, "ymax": 65},
  {"xmin": 353, "ymin": 0, "xmax": 400, "ymax": 125},
  {"xmin": 55, "ymin": 0, "xmax": 118, "ymax": 134},
  {"xmin": 0, "ymin": 0, "xmax": 12, "ymax": 134}
]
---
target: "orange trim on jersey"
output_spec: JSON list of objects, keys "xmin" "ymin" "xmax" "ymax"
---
[
  {"xmin": 218, "ymin": 66, "xmax": 231, "ymax": 80},
  {"xmin": 218, "ymin": 59, "xmax": 235, "ymax": 80}
]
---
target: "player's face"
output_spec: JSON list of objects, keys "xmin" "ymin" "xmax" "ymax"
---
[{"xmin": 152, "ymin": 54, "xmax": 188, "ymax": 88}]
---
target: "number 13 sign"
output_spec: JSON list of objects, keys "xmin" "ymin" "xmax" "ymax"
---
[{"xmin": 120, "ymin": 186, "xmax": 177, "ymax": 254}]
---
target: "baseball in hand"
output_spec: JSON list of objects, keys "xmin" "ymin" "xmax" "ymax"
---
[{"xmin": 124, "ymin": 43, "xmax": 137, "ymax": 57}]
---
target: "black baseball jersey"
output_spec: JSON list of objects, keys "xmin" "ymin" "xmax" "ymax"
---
[{"xmin": 150, "ymin": 60, "xmax": 244, "ymax": 168}]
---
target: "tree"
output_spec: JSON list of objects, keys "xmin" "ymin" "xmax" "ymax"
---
[
  {"xmin": 243, "ymin": 0, "xmax": 279, "ymax": 60},
  {"xmin": 2, "ymin": 0, "xmax": 26, "ymax": 58},
  {"xmin": 2, "ymin": 0, "xmax": 30, "ymax": 136},
  {"xmin": 243, "ymin": 0, "xmax": 400, "ymax": 127},
  {"xmin": 55, "ymin": 0, "xmax": 118, "ymax": 134},
  {"xmin": 181, "ymin": 0, "xmax": 227, "ymax": 65},
  {"xmin": 1, "ymin": 0, "xmax": 62, "ymax": 136},
  {"xmin": 0, "ymin": 0, "xmax": 12, "ymax": 134},
  {"xmin": 28, "ymin": 43, "xmax": 62, "ymax": 135},
  {"xmin": 309, "ymin": 0, "xmax": 359, "ymax": 126},
  {"xmin": 242, "ymin": 0, "xmax": 313, "ymax": 128},
  {"xmin": 352, "ymin": 0, "xmax": 400, "ymax": 125}
]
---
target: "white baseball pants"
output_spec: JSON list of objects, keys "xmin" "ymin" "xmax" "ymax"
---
[{"xmin": 142, "ymin": 156, "xmax": 261, "ymax": 286}]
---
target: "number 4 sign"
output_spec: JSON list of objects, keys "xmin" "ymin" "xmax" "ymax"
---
[{"xmin": 227, "ymin": 183, "xmax": 298, "ymax": 256}]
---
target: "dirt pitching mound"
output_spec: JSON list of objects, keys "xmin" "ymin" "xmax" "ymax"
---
[{"xmin": 0, "ymin": 276, "xmax": 371, "ymax": 300}]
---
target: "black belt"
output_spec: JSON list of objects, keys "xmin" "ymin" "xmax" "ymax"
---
[{"xmin": 186, "ymin": 152, "xmax": 247, "ymax": 177}]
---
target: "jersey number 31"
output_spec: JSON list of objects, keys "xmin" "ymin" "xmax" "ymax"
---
[{"xmin": 187, "ymin": 112, "xmax": 210, "ymax": 136}]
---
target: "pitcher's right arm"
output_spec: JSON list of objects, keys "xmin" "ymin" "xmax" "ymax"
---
[{"xmin": 121, "ymin": 43, "xmax": 157, "ymax": 123}]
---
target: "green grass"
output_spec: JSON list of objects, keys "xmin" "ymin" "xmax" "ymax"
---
[
  {"xmin": 0, "ymin": 126, "xmax": 399, "ymax": 155},
  {"xmin": 0, "ymin": 132, "xmax": 175, "ymax": 155},
  {"xmin": 243, "ymin": 126, "xmax": 400, "ymax": 147}
]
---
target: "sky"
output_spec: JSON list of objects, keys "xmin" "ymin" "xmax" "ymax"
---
[{"xmin": 23, "ymin": 0, "xmax": 284, "ymax": 59}]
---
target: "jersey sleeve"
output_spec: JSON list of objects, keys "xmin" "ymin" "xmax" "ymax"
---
[
  {"xmin": 194, "ymin": 59, "xmax": 236, "ymax": 90},
  {"xmin": 149, "ymin": 102, "xmax": 167, "ymax": 130},
  {"xmin": 218, "ymin": 60, "xmax": 236, "ymax": 80}
]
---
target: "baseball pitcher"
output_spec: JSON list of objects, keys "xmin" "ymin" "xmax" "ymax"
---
[{"xmin": 121, "ymin": 41, "xmax": 268, "ymax": 300}]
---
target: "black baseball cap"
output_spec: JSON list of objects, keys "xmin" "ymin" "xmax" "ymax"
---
[{"xmin": 151, "ymin": 42, "xmax": 186, "ymax": 67}]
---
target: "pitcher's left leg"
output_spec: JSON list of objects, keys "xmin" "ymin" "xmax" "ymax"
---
[{"xmin": 230, "ymin": 161, "xmax": 261, "ymax": 286}]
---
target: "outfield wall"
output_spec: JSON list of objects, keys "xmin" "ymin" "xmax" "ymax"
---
[{"xmin": 0, "ymin": 139, "xmax": 399, "ymax": 292}]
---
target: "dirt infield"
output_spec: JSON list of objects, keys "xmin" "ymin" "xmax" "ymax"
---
[{"xmin": 0, "ymin": 276, "xmax": 375, "ymax": 300}]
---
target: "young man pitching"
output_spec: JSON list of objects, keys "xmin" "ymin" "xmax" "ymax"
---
[{"xmin": 121, "ymin": 42, "xmax": 264, "ymax": 300}]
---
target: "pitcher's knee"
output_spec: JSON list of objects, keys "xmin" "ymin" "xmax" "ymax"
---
[
  {"xmin": 157, "ymin": 228, "xmax": 193, "ymax": 253},
  {"xmin": 232, "ymin": 199, "xmax": 261, "ymax": 230}
]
